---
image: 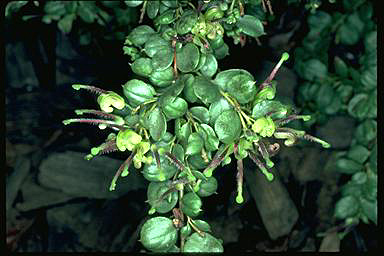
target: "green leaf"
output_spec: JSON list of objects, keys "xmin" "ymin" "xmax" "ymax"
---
[
  {"xmin": 6, "ymin": 1, "xmax": 29, "ymax": 17},
  {"xmin": 307, "ymin": 11, "xmax": 332, "ymax": 33},
  {"xmin": 213, "ymin": 42, "xmax": 229, "ymax": 60},
  {"xmin": 161, "ymin": 0, "xmax": 178, "ymax": 8},
  {"xmin": 186, "ymin": 132, "xmax": 204, "ymax": 155},
  {"xmin": 236, "ymin": 15, "xmax": 265, "ymax": 38},
  {"xmin": 351, "ymin": 171, "xmax": 367, "ymax": 185},
  {"xmin": 300, "ymin": 59, "xmax": 327, "ymax": 81},
  {"xmin": 131, "ymin": 57, "xmax": 153, "ymax": 77},
  {"xmin": 125, "ymin": 0, "xmax": 143, "ymax": 7},
  {"xmin": 347, "ymin": 93, "xmax": 370, "ymax": 119},
  {"xmin": 192, "ymin": 219, "xmax": 212, "ymax": 233},
  {"xmin": 77, "ymin": 2, "xmax": 97, "ymax": 23},
  {"xmin": 364, "ymin": 31, "xmax": 377, "ymax": 52},
  {"xmin": 154, "ymin": 9, "xmax": 176, "ymax": 25},
  {"xmin": 359, "ymin": 197, "xmax": 377, "ymax": 224},
  {"xmin": 214, "ymin": 69, "xmax": 254, "ymax": 91},
  {"xmin": 355, "ymin": 119, "xmax": 377, "ymax": 145},
  {"xmin": 44, "ymin": 2, "xmax": 66, "ymax": 16},
  {"xmin": 347, "ymin": 145, "xmax": 370, "ymax": 164},
  {"xmin": 181, "ymin": 192, "xmax": 202, "ymax": 217},
  {"xmin": 58, "ymin": 13, "xmax": 76, "ymax": 34},
  {"xmin": 176, "ymin": 43, "xmax": 200, "ymax": 72},
  {"xmin": 147, "ymin": 107, "xmax": 167, "ymax": 141},
  {"xmin": 335, "ymin": 158, "xmax": 363, "ymax": 174},
  {"xmin": 324, "ymin": 94, "xmax": 342, "ymax": 115},
  {"xmin": 208, "ymin": 97, "xmax": 233, "ymax": 125},
  {"xmin": 197, "ymin": 176, "xmax": 218, "ymax": 197},
  {"xmin": 180, "ymin": 224, "xmax": 192, "ymax": 239},
  {"xmin": 160, "ymin": 96, "xmax": 188, "ymax": 119},
  {"xmin": 175, "ymin": 119, "xmax": 191, "ymax": 144},
  {"xmin": 252, "ymin": 100, "xmax": 289, "ymax": 119},
  {"xmin": 195, "ymin": 54, "xmax": 207, "ymax": 71},
  {"xmin": 193, "ymin": 76, "xmax": 221, "ymax": 105},
  {"xmin": 188, "ymin": 154, "xmax": 209, "ymax": 169},
  {"xmin": 144, "ymin": 35, "xmax": 170, "ymax": 57},
  {"xmin": 200, "ymin": 54, "xmax": 218, "ymax": 77},
  {"xmin": 184, "ymin": 233, "xmax": 223, "ymax": 253},
  {"xmin": 172, "ymin": 144, "xmax": 185, "ymax": 163},
  {"xmin": 161, "ymin": 75, "xmax": 187, "ymax": 98},
  {"xmin": 360, "ymin": 66, "xmax": 376, "ymax": 90},
  {"xmin": 342, "ymin": 0, "xmax": 361, "ymax": 11},
  {"xmin": 183, "ymin": 74, "xmax": 198, "ymax": 103},
  {"xmin": 208, "ymin": 35, "xmax": 225, "ymax": 49},
  {"xmin": 176, "ymin": 9, "xmax": 198, "ymax": 35},
  {"xmin": 315, "ymin": 83, "xmax": 334, "ymax": 108},
  {"xmin": 362, "ymin": 172, "xmax": 377, "ymax": 202},
  {"xmin": 189, "ymin": 107, "xmax": 210, "ymax": 123},
  {"xmin": 369, "ymin": 144, "xmax": 377, "ymax": 173},
  {"xmin": 140, "ymin": 217, "xmax": 178, "ymax": 252},
  {"xmin": 152, "ymin": 46, "xmax": 173, "ymax": 71},
  {"xmin": 335, "ymin": 85, "xmax": 354, "ymax": 104},
  {"xmin": 226, "ymin": 74, "xmax": 257, "ymax": 104},
  {"xmin": 337, "ymin": 13, "xmax": 364, "ymax": 45},
  {"xmin": 334, "ymin": 195, "xmax": 359, "ymax": 219},
  {"xmin": 341, "ymin": 182, "xmax": 362, "ymax": 198},
  {"xmin": 334, "ymin": 57, "xmax": 348, "ymax": 78},
  {"xmin": 146, "ymin": 0, "xmax": 159, "ymax": 19},
  {"xmin": 122, "ymin": 79, "xmax": 156, "ymax": 107},
  {"xmin": 126, "ymin": 25, "xmax": 155, "ymax": 46},
  {"xmin": 214, "ymin": 109, "xmax": 241, "ymax": 144},
  {"xmin": 147, "ymin": 182, "xmax": 178, "ymax": 213},
  {"xmin": 200, "ymin": 124, "xmax": 219, "ymax": 152},
  {"xmin": 149, "ymin": 66, "xmax": 174, "ymax": 87},
  {"xmin": 143, "ymin": 154, "xmax": 178, "ymax": 181}
]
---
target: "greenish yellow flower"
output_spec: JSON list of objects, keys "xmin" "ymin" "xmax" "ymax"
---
[
  {"xmin": 252, "ymin": 116, "xmax": 276, "ymax": 137},
  {"xmin": 116, "ymin": 129, "xmax": 142, "ymax": 152},
  {"xmin": 97, "ymin": 91, "xmax": 125, "ymax": 113}
]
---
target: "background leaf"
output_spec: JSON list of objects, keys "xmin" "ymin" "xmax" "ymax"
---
[{"xmin": 236, "ymin": 15, "xmax": 265, "ymax": 38}]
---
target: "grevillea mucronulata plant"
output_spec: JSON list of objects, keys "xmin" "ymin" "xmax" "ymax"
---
[{"xmin": 63, "ymin": 0, "xmax": 330, "ymax": 252}]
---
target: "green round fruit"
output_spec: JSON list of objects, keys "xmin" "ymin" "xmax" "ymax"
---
[{"xmin": 140, "ymin": 217, "xmax": 178, "ymax": 252}]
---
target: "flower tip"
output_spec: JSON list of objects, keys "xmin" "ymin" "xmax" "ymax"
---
[
  {"xmin": 62, "ymin": 119, "xmax": 72, "ymax": 125},
  {"xmin": 322, "ymin": 142, "xmax": 331, "ymax": 148},
  {"xmin": 281, "ymin": 52, "xmax": 289, "ymax": 62},
  {"xmin": 75, "ymin": 109, "xmax": 84, "ymax": 115},
  {"xmin": 266, "ymin": 172, "xmax": 274, "ymax": 181},
  {"xmin": 121, "ymin": 168, "xmax": 129, "ymax": 177},
  {"xmin": 236, "ymin": 195, "xmax": 244, "ymax": 204},
  {"xmin": 84, "ymin": 154, "xmax": 94, "ymax": 160},
  {"xmin": 266, "ymin": 160, "xmax": 274, "ymax": 168},
  {"xmin": 72, "ymin": 84, "xmax": 82, "ymax": 90},
  {"xmin": 109, "ymin": 183, "xmax": 116, "ymax": 191}
]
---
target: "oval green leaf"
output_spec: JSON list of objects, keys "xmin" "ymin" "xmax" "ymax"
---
[
  {"xmin": 147, "ymin": 107, "xmax": 167, "ymax": 141},
  {"xmin": 184, "ymin": 233, "xmax": 223, "ymax": 253},
  {"xmin": 214, "ymin": 109, "xmax": 241, "ymax": 144},
  {"xmin": 140, "ymin": 217, "xmax": 178, "ymax": 252}
]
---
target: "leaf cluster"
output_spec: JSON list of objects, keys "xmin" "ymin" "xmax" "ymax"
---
[
  {"xmin": 62, "ymin": 0, "xmax": 331, "ymax": 252},
  {"xmin": 292, "ymin": 0, "xmax": 377, "ymax": 228}
]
